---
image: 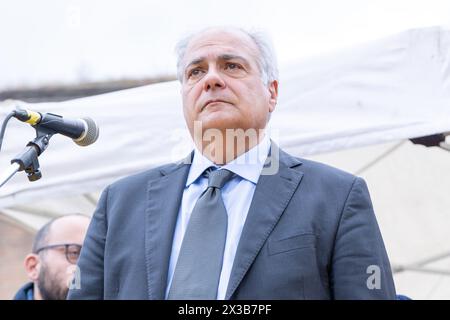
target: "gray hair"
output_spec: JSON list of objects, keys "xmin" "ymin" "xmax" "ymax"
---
[{"xmin": 175, "ymin": 26, "xmax": 279, "ymax": 86}]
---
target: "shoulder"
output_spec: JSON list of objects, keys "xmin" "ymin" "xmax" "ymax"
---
[
  {"xmin": 106, "ymin": 161, "xmax": 182, "ymax": 195},
  {"xmin": 280, "ymin": 148, "xmax": 356, "ymax": 183},
  {"xmin": 299, "ymin": 157, "xmax": 356, "ymax": 182},
  {"xmin": 280, "ymin": 149, "xmax": 361, "ymax": 196}
]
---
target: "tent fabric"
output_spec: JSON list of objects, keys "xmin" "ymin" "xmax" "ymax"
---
[{"xmin": 0, "ymin": 26, "xmax": 448, "ymax": 208}]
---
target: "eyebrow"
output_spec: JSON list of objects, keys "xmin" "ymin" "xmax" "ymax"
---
[{"xmin": 184, "ymin": 54, "xmax": 251, "ymax": 71}]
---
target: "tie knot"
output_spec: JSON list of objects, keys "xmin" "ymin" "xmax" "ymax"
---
[{"xmin": 205, "ymin": 168, "xmax": 235, "ymax": 189}]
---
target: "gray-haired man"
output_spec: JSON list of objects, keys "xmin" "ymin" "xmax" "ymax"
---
[{"xmin": 68, "ymin": 27, "xmax": 396, "ymax": 300}]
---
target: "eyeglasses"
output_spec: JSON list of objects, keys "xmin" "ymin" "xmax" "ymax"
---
[{"xmin": 35, "ymin": 243, "xmax": 82, "ymax": 264}]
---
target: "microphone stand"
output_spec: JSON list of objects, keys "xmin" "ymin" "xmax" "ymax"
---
[{"xmin": 0, "ymin": 128, "xmax": 54, "ymax": 188}]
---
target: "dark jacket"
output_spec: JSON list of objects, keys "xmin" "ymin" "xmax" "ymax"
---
[
  {"xmin": 13, "ymin": 282, "xmax": 34, "ymax": 300},
  {"xmin": 68, "ymin": 145, "xmax": 396, "ymax": 299}
]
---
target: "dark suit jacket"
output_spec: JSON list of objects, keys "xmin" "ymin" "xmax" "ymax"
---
[{"xmin": 68, "ymin": 145, "xmax": 396, "ymax": 299}]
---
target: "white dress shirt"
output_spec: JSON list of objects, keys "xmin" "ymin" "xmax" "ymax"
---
[{"xmin": 165, "ymin": 134, "xmax": 271, "ymax": 299}]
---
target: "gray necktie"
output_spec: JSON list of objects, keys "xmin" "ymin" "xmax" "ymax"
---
[{"xmin": 168, "ymin": 168, "xmax": 235, "ymax": 299}]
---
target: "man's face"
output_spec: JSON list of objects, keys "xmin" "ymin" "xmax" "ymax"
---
[
  {"xmin": 36, "ymin": 216, "xmax": 89, "ymax": 300},
  {"xmin": 181, "ymin": 29, "xmax": 278, "ymax": 137}
]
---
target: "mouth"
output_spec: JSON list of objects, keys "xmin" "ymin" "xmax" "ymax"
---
[{"xmin": 201, "ymin": 99, "xmax": 229, "ymax": 111}]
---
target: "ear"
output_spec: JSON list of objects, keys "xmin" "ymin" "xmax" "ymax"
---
[
  {"xmin": 24, "ymin": 254, "xmax": 41, "ymax": 281},
  {"xmin": 268, "ymin": 80, "xmax": 278, "ymax": 113}
]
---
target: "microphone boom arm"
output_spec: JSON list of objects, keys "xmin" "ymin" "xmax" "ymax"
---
[{"xmin": 0, "ymin": 129, "xmax": 54, "ymax": 188}]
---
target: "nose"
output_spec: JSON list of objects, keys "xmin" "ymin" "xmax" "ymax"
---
[{"xmin": 202, "ymin": 68, "xmax": 226, "ymax": 91}]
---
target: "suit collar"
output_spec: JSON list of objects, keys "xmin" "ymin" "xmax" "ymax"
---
[
  {"xmin": 185, "ymin": 133, "xmax": 272, "ymax": 186},
  {"xmin": 225, "ymin": 142, "xmax": 304, "ymax": 299},
  {"xmin": 145, "ymin": 154, "xmax": 191, "ymax": 299}
]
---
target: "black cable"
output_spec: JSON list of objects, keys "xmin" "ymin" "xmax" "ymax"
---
[{"xmin": 0, "ymin": 110, "xmax": 17, "ymax": 152}]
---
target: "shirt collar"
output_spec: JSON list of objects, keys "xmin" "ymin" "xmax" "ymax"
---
[{"xmin": 186, "ymin": 133, "xmax": 271, "ymax": 187}]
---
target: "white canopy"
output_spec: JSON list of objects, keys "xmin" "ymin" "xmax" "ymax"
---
[
  {"xmin": 1, "ymin": 26, "xmax": 448, "ymax": 208},
  {"xmin": 0, "ymin": 26, "xmax": 449, "ymax": 299}
]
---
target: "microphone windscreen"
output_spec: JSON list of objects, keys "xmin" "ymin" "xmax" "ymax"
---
[{"xmin": 75, "ymin": 117, "xmax": 99, "ymax": 146}]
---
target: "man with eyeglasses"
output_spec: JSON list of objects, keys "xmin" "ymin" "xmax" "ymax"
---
[{"xmin": 13, "ymin": 214, "xmax": 90, "ymax": 300}]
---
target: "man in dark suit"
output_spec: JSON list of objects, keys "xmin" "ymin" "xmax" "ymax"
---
[{"xmin": 68, "ymin": 26, "xmax": 396, "ymax": 300}]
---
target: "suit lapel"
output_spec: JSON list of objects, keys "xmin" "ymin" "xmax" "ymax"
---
[
  {"xmin": 145, "ymin": 154, "xmax": 191, "ymax": 299},
  {"xmin": 225, "ymin": 144, "xmax": 304, "ymax": 299}
]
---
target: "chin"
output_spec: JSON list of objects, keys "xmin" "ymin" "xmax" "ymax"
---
[{"xmin": 197, "ymin": 112, "xmax": 244, "ymax": 131}]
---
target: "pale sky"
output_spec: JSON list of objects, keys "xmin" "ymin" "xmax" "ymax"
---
[{"xmin": 0, "ymin": 0, "xmax": 449, "ymax": 90}]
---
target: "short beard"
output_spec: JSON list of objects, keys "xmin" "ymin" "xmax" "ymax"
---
[{"xmin": 37, "ymin": 261, "xmax": 69, "ymax": 300}]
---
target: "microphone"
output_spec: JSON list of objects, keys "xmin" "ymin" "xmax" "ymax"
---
[{"xmin": 13, "ymin": 108, "xmax": 99, "ymax": 146}]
